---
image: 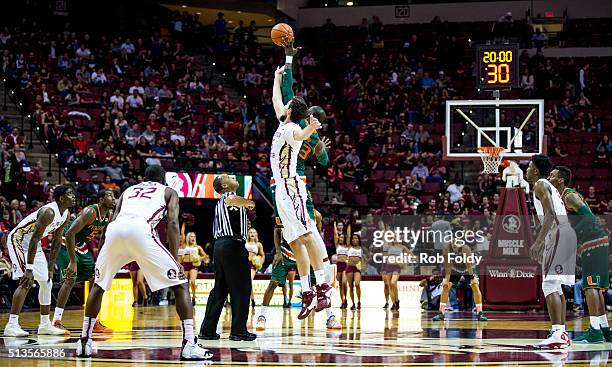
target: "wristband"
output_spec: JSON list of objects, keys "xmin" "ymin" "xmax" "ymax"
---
[
  {"xmin": 26, "ymin": 263, "xmax": 34, "ymax": 271},
  {"xmin": 285, "ymin": 55, "xmax": 293, "ymax": 64}
]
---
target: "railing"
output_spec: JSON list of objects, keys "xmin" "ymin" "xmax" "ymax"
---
[{"xmin": 1, "ymin": 74, "xmax": 70, "ymax": 184}]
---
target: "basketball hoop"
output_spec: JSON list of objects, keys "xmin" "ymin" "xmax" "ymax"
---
[{"xmin": 478, "ymin": 146, "xmax": 505, "ymax": 174}]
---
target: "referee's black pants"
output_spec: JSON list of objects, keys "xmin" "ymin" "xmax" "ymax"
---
[{"xmin": 200, "ymin": 237, "xmax": 251, "ymax": 335}]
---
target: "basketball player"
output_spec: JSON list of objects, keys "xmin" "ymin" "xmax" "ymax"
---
[
  {"xmin": 271, "ymin": 64, "xmax": 331, "ymax": 320},
  {"xmin": 4, "ymin": 185, "xmax": 76, "ymax": 337},
  {"xmin": 280, "ymin": 42, "xmax": 338, "ymax": 318},
  {"xmin": 53, "ymin": 189, "xmax": 116, "ymax": 334},
  {"xmin": 431, "ymin": 221, "xmax": 487, "ymax": 322},
  {"xmin": 257, "ymin": 209, "xmax": 341, "ymax": 330},
  {"xmin": 76, "ymin": 165, "xmax": 211, "ymax": 360},
  {"xmin": 526, "ymin": 155, "xmax": 576, "ymax": 349},
  {"xmin": 549, "ymin": 166, "xmax": 611, "ymax": 343}
]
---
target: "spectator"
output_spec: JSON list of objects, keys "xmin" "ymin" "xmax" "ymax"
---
[
  {"xmin": 411, "ymin": 161, "xmax": 429, "ymax": 179},
  {"xmin": 447, "ymin": 179, "xmax": 464, "ymax": 203},
  {"xmin": 345, "ymin": 148, "xmax": 361, "ymax": 167},
  {"xmin": 82, "ymin": 175, "xmax": 102, "ymax": 195},
  {"xmin": 531, "ymin": 28, "xmax": 548, "ymax": 50},
  {"xmin": 126, "ymin": 90, "xmax": 144, "ymax": 109}
]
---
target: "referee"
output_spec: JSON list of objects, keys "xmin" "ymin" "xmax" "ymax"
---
[{"xmin": 199, "ymin": 174, "xmax": 257, "ymax": 341}]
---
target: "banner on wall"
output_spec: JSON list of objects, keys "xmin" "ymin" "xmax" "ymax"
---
[{"xmin": 165, "ymin": 172, "xmax": 253, "ymax": 199}]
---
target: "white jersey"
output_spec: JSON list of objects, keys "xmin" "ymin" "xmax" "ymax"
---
[
  {"xmin": 532, "ymin": 178, "xmax": 569, "ymax": 225},
  {"xmin": 270, "ymin": 121, "xmax": 302, "ymax": 181},
  {"xmin": 9, "ymin": 201, "xmax": 69, "ymax": 247},
  {"xmin": 117, "ymin": 181, "xmax": 168, "ymax": 228}
]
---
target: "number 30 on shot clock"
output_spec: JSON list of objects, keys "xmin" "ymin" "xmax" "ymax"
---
[{"xmin": 476, "ymin": 44, "xmax": 519, "ymax": 89}]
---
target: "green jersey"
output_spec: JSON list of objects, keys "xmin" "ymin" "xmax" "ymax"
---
[
  {"xmin": 562, "ymin": 188, "xmax": 608, "ymax": 245},
  {"xmin": 63, "ymin": 204, "xmax": 111, "ymax": 253},
  {"xmin": 281, "ymin": 68, "xmax": 328, "ymax": 175}
]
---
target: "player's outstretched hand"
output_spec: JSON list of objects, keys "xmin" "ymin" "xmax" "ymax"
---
[
  {"xmin": 64, "ymin": 261, "xmax": 77, "ymax": 280},
  {"xmin": 284, "ymin": 41, "xmax": 301, "ymax": 57},
  {"xmin": 275, "ymin": 65, "xmax": 286, "ymax": 76},
  {"xmin": 320, "ymin": 136, "xmax": 331, "ymax": 150}
]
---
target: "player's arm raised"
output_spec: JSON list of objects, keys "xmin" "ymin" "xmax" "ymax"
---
[
  {"xmin": 530, "ymin": 181, "xmax": 555, "ymax": 262},
  {"xmin": 225, "ymin": 194, "xmax": 255, "ymax": 210},
  {"xmin": 165, "ymin": 188, "xmax": 181, "ymax": 260},
  {"xmin": 64, "ymin": 207, "xmax": 96, "ymax": 278},
  {"xmin": 48, "ymin": 214, "xmax": 73, "ymax": 280},
  {"xmin": 272, "ymin": 65, "xmax": 287, "ymax": 120},
  {"xmin": 281, "ymin": 42, "xmax": 299, "ymax": 104}
]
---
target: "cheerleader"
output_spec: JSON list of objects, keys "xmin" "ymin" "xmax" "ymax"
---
[
  {"xmin": 245, "ymin": 228, "xmax": 265, "ymax": 307},
  {"xmin": 346, "ymin": 233, "xmax": 362, "ymax": 310},
  {"xmin": 334, "ymin": 221, "xmax": 349, "ymax": 309},
  {"xmin": 381, "ymin": 241, "xmax": 410, "ymax": 310},
  {"xmin": 179, "ymin": 231, "xmax": 207, "ymax": 305}
]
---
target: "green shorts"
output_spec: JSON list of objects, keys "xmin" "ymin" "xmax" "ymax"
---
[
  {"xmin": 580, "ymin": 237, "xmax": 610, "ymax": 289},
  {"xmin": 271, "ymin": 183, "xmax": 315, "ymax": 228},
  {"xmin": 56, "ymin": 245, "xmax": 95, "ymax": 282},
  {"xmin": 271, "ymin": 261, "xmax": 297, "ymax": 286}
]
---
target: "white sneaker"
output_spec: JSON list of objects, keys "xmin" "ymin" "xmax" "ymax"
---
[
  {"xmin": 4, "ymin": 323, "xmax": 29, "ymax": 337},
  {"xmin": 76, "ymin": 338, "xmax": 93, "ymax": 357},
  {"xmin": 38, "ymin": 322, "xmax": 68, "ymax": 335},
  {"xmin": 181, "ymin": 338, "xmax": 213, "ymax": 360},
  {"xmin": 159, "ymin": 300, "xmax": 169, "ymax": 306},
  {"xmin": 256, "ymin": 315, "xmax": 266, "ymax": 331},
  {"xmin": 534, "ymin": 330, "xmax": 571, "ymax": 349}
]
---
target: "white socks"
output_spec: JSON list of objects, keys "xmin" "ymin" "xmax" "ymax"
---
[
  {"xmin": 552, "ymin": 324, "xmax": 565, "ymax": 332},
  {"xmin": 599, "ymin": 315, "xmax": 609, "ymax": 328},
  {"xmin": 8, "ymin": 314, "xmax": 19, "ymax": 325},
  {"xmin": 260, "ymin": 306, "xmax": 268, "ymax": 317},
  {"xmin": 181, "ymin": 319, "xmax": 195, "ymax": 343},
  {"xmin": 40, "ymin": 314, "xmax": 50, "ymax": 325},
  {"xmin": 300, "ymin": 275, "xmax": 311, "ymax": 290},
  {"xmin": 314, "ymin": 270, "xmax": 326, "ymax": 285},
  {"xmin": 590, "ymin": 316, "xmax": 601, "ymax": 329},
  {"xmin": 326, "ymin": 307, "xmax": 333, "ymax": 319},
  {"xmin": 53, "ymin": 308, "xmax": 64, "ymax": 322},
  {"xmin": 81, "ymin": 317, "xmax": 96, "ymax": 339}
]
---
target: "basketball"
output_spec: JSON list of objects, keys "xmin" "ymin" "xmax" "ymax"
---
[{"xmin": 271, "ymin": 23, "xmax": 293, "ymax": 47}]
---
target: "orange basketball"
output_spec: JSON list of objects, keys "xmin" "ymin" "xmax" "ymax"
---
[{"xmin": 271, "ymin": 23, "xmax": 294, "ymax": 47}]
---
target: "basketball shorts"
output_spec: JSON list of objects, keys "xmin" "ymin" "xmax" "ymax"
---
[
  {"xmin": 95, "ymin": 219, "xmax": 186, "ymax": 292},
  {"xmin": 271, "ymin": 176, "xmax": 315, "ymax": 228},
  {"xmin": 579, "ymin": 237, "xmax": 610, "ymax": 289},
  {"xmin": 448, "ymin": 269, "xmax": 479, "ymax": 286},
  {"xmin": 542, "ymin": 223, "xmax": 577, "ymax": 287},
  {"xmin": 274, "ymin": 177, "xmax": 311, "ymax": 243},
  {"xmin": 56, "ymin": 244, "xmax": 95, "ymax": 282},
  {"xmin": 271, "ymin": 262, "xmax": 296, "ymax": 286},
  {"xmin": 6, "ymin": 233, "xmax": 49, "ymax": 282}
]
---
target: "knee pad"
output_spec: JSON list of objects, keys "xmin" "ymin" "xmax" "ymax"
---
[
  {"xmin": 542, "ymin": 279, "xmax": 563, "ymax": 297},
  {"xmin": 38, "ymin": 279, "xmax": 52, "ymax": 306}
]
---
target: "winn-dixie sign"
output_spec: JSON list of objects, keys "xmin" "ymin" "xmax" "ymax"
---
[{"xmin": 487, "ymin": 267, "xmax": 535, "ymax": 278}]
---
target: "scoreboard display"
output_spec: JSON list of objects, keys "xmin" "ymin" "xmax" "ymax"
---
[{"xmin": 476, "ymin": 44, "xmax": 519, "ymax": 90}]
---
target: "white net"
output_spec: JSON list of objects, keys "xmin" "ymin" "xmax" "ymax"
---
[{"xmin": 478, "ymin": 147, "xmax": 505, "ymax": 174}]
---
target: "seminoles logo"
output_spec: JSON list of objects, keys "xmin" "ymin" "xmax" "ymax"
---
[
  {"xmin": 555, "ymin": 264, "xmax": 564, "ymax": 274},
  {"xmin": 502, "ymin": 215, "xmax": 520, "ymax": 233},
  {"xmin": 95, "ymin": 267, "xmax": 100, "ymax": 279},
  {"xmin": 167, "ymin": 269, "xmax": 177, "ymax": 279}
]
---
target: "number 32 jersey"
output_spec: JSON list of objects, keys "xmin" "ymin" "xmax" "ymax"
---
[{"xmin": 117, "ymin": 181, "xmax": 168, "ymax": 228}]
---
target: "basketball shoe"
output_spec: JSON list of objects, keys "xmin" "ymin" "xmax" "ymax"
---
[
  {"xmin": 315, "ymin": 283, "xmax": 333, "ymax": 312},
  {"xmin": 534, "ymin": 330, "xmax": 571, "ymax": 349},
  {"xmin": 181, "ymin": 338, "xmax": 213, "ymax": 360},
  {"xmin": 297, "ymin": 289, "xmax": 317, "ymax": 320}
]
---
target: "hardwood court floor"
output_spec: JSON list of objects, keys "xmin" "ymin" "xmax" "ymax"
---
[{"xmin": 0, "ymin": 304, "xmax": 610, "ymax": 366}]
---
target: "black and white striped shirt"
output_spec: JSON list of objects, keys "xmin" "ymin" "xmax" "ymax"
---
[{"xmin": 213, "ymin": 192, "xmax": 249, "ymax": 242}]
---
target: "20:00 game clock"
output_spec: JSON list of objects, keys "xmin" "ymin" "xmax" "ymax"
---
[{"xmin": 476, "ymin": 44, "xmax": 519, "ymax": 90}]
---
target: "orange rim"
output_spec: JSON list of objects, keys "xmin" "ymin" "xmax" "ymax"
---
[{"xmin": 478, "ymin": 146, "xmax": 505, "ymax": 155}]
